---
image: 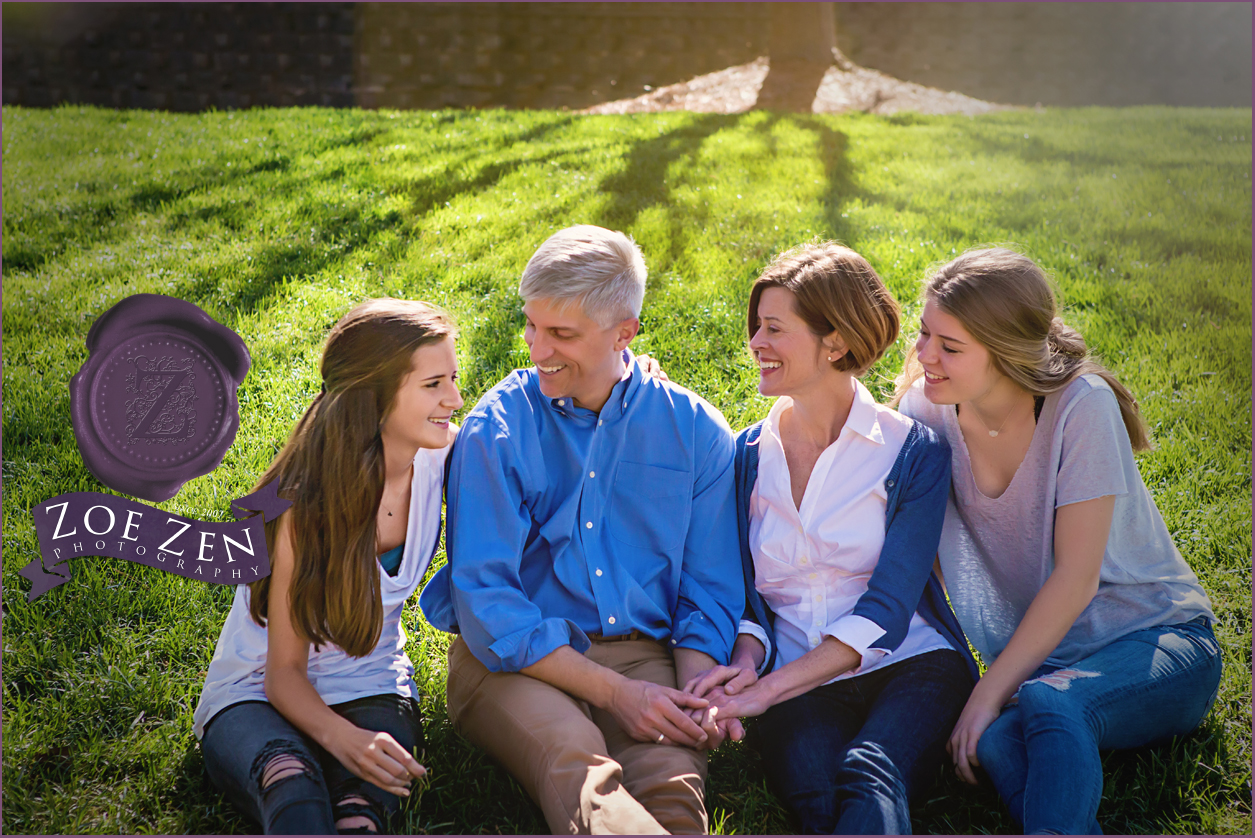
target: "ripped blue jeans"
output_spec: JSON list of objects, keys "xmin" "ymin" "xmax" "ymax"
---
[
  {"xmin": 201, "ymin": 694, "xmax": 424, "ymax": 834},
  {"xmin": 976, "ymin": 615, "xmax": 1221, "ymax": 835}
]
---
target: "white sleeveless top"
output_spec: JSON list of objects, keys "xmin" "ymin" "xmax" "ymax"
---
[{"xmin": 193, "ymin": 443, "xmax": 449, "ymax": 738}]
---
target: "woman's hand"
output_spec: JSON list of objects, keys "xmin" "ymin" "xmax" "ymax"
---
[
  {"xmin": 707, "ymin": 679, "xmax": 775, "ymax": 721},
  {"xmin": 683, "ymin": 663, "xmax": 758, "ymax": 700},
  {"xmin": 636, "ymin": 353, "xmax": 670, "ymax": 382},
  {"xmin": 946, "ymin": 687, "xmax": 1004, "ymax": 785},
  {"xmin": 327, "ymin": 725, "xmax": 427, "ymax": 797},
  {"xmin": 684, "ymin": 684, "xmax": 748, "ymax": 749}
]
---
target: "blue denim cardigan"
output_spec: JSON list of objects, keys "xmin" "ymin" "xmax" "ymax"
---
[{"xmin": 735, "ymin": 419, "xmax": 980, "ymax": 682}]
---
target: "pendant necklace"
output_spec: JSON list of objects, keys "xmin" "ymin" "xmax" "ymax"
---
[
  {"xmin": 972, "ymin": 402, "xmax": 1016, "ymax": 438},
  {"xmin": 381, "ymin": 465, "xmax": 414, "ymax": 517}
]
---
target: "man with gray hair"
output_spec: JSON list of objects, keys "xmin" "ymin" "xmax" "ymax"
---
[{"xmin": 421, "ymin": 225, "xmax": 744, "ymax": 834}]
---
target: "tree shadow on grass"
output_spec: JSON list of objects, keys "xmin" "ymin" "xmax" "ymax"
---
[
  {"xmin": 2, "ymin": 151, "xmax": 309, "ymax": 274},
  {"xmin": 798, "ymin": 115, "xmax": 865, "ymax": 249},
  {"xmin": 400, "ymin": 115, "xmax": 578, "ymax": 221},
  {"xmin": 592, "ymin": 112, "xmax": 864, "ymax": 286},
  {"xmin": 594, "ymin": 113, "xmax": 741, "ymax": 231}
]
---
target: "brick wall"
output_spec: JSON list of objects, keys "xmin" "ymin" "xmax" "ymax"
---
[
  {"xmin": 2, "ymin": 2, "xmax": 770, "ymax": 112},
  {"xmin": 353, "ymin": 3, "xmax": 770, "ymax": 109},
  {"xmin": 4, "ymin": 2, "xmax": 1249, "ymax": 111}
]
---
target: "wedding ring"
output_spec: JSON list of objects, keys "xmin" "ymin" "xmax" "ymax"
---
[{"xmin": 657, "ymin": 733, "xmax": 666, "ymax": 743}]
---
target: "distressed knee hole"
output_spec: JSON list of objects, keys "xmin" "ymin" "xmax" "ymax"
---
[
  {"xmin": 1025, "ymin": 668, "xmax": 1101, "ymax": 692},
  {"xmin": 250, "ymin": 739, "xmax": 322, "ymax": 792},
  {"xmin": 334, "ymin": 795, "xmax": 382, "ymax": 834},
  {"xmin": 261, "ymin": 755, "xmax": 312, "ymax": 788}
]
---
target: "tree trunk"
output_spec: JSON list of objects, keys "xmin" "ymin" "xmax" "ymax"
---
[{"xmin": 757, "ymin": 3, "xmax": 837, "ymax": 112}]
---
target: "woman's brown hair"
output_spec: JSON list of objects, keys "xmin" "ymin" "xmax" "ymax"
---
[
  {"xmin": 747, "ymin": 242, "xmax": 901, "ymax": 376},
  {"xmin": 247, "ymin": 298, "xmax": 457, "ymax": 657},
  {"xmin": 892, "ymin": 247, "xmax": 1151, "ymax": 450}
]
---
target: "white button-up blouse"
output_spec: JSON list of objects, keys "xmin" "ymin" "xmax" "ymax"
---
[{"xmin": 739, "ymin": 380, "xmax": 951, "ymax": 682}]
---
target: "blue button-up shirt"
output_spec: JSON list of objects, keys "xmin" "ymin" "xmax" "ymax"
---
[{"xmin": 420, "ymin": 351, "xmax": 744, "ymax": 673}]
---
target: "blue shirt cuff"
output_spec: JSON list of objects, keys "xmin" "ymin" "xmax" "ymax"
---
[
  {"xmin": 418, "ymin": 565, "xmax": 458, "ymax": 633},
  {"xmin": 670, "ymin": 610, "xmax": 729, "ymax": 664},
  {"xmin": 486, "ymin": 617, "xmax": 592, "ymax": 672}
]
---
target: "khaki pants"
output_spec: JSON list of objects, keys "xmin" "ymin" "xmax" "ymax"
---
[{"xmin": 446, "ymin": 635, "xmax": 708, "ymax": 835}]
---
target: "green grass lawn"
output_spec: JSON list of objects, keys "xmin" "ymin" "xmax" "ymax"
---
[{"xmin": 3, "ymin": 104, "xmax": 1250, "ymax": 834}]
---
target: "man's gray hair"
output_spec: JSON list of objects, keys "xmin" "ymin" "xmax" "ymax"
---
[{"xmin": 518, "ymin": 225, "xmax": 647, "ymax": 327}]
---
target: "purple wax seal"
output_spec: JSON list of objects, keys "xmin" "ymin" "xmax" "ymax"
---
[{"xmin": 69, "ymin": 294, "xmax": 251, "ymax": 502}]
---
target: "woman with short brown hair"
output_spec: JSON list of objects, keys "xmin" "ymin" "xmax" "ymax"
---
[{"xmin": 687, "ymin": 243, "xmax": 977, "ymax": 834}]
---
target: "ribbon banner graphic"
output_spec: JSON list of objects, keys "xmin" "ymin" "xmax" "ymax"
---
[{"xmin": 22, "ymin": 482, "xmax": 291, "ymax": 601}]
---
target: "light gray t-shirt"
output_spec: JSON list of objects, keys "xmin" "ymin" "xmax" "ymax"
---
[{"xmin": 901, "ymin": 374, "xmax": 1213, "ymax": 668}]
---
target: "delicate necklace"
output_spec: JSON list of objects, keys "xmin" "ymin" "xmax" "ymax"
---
[
  {"xmin": 971, "ymin": 401, "xmax": 1017, "ymax": 438},
  {"xmin": 381, "ymin": 465, "xmax": 413, "ymax": 517}
]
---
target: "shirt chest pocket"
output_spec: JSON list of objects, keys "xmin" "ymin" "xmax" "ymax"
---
[{"xmin": 606, "ymin": 461, "xmax": 692, "ymax": 553}]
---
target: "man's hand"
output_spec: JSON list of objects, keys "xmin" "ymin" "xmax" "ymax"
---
[{"xmin": 609, "ymin": 677, "xmax": 710, "ymax": 748}]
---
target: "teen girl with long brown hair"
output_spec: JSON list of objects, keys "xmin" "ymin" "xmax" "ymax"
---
[
  {"xmin": 193, "ymin": 299, "xmax": 463, "ymax": 834},
  {"xmin": 895, "ymin": 248, "xmax": 1219, "ymax": 834}
]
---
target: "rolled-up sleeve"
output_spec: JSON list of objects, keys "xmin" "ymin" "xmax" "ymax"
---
[
  {"xmin": 670, "ymin": 414, "xmax": 744, "ymax": 664},
  {"xmin": 822, "ymin": 614, "xmax": 888, "ymax": 672},
  {"xmin": 445, "ymin": 416, "xmax": 590, "ymax": 672}
]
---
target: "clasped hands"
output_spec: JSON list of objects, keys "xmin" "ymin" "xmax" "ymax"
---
[
  {"xmin": 607, "ymin": 664, "xmax": 767, "ymax": 752},
  {"xmin": 679, "ymin": 661, "xmax": 773, "ymax": 751}
]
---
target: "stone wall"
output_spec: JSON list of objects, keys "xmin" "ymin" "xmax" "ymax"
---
[{"xmin": 3, "ymin": 2, "xmax": 1250, "ymax": 111}]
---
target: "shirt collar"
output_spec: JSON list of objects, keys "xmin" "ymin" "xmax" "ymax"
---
[
  {"xmin": 546, "ymin": 349, "xmax": 641, "ymax": 420},
  {"xmin": 762, "ymin": 378, "xmax": 886, "ymax": 448},
  {"xmin": 846, "ymin": 378, "xmax": 886, "ymax": 445}
]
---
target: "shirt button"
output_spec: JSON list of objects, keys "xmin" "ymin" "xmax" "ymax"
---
[
  {"xmin": 800, "ymin": 557, "xmax": 808, "ymax": 565},
  {"xmin": 814, "ymin": 594, "xmax": 822, "ymax": 602},
  {"xmin": 608, "ymin": 616, "xmax": 616, "ymax": 625},
  {"xmin": 595, "ymin": 568, "xmax": 603, "ymax": 577},
  {"xmin": 586, "ymin": 521, "xmax": 593, "ymax": 529},
  {"xmin": 809, "ymin": 572, "xmax": 818, "ymax": 580},
  {"xmin": 671, "ymin": 638, "xmax": 678, "ymax": 645},
  {"xmin": 598, "ymin": 419, "xmax": 603, "ymax": 426},
  {"xmin": 557, "ymin": 399, "xmax": 565, "ymax": 406},
  {"xmin": 589, "ymin": 471, "xmax": 596, "ymax": 478},
  {"xmin": 886, "ymin": 479, "xmax": 895, "ymax": 487}
]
